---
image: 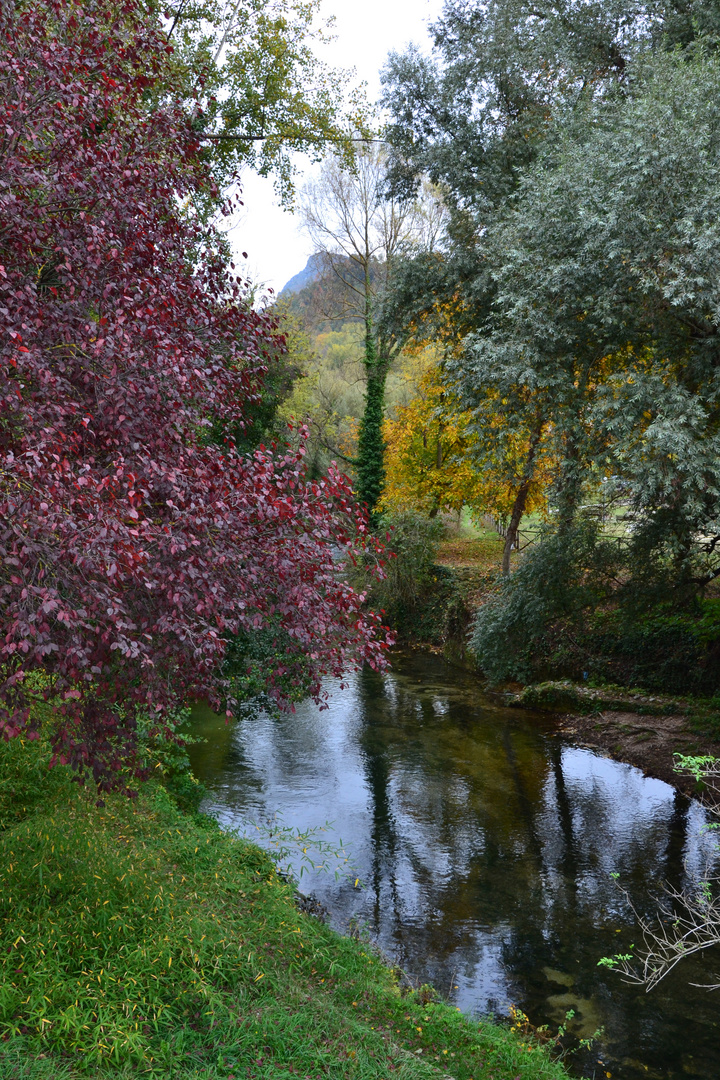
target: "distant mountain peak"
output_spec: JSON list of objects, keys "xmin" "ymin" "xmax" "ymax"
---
[{"xmin": 278, "ymin": 253, "xmax": 323, "ymax": 298}]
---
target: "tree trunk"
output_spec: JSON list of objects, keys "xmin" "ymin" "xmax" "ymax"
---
[
  {"xmin": 502, "ymin": 426, "xmax": 542, "ymax": 574},
  {"xmin": 502, "ymin": 478, "xmax": 532, "ymax": 573}
]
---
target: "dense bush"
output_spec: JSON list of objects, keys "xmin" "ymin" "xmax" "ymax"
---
[
  {"xmin": 582, "ymin": 602, "xmax": 720, "ymax": 696},
  {"xmin": 223, "ymin": 623, "xmax": 315, "ymax": 710},
  {"xmin": 470, "ymin": 521, "xmax": 617, "ymax": 683},
  {"xmin": 356, "ymin": 512, "xmax": 469, "ymax": 644},
  {"xmin": 375, "ymin": 513, "xmax": 444, "ymax": 616},
  {"xmin": 470, "ymin": 521, "xmax": 720, "ymax": 694}
]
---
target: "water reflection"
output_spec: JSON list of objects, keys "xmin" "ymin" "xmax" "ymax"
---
[{"xmin": 188, "ymin": 652, "xmax": 720, "ymax": 1079}]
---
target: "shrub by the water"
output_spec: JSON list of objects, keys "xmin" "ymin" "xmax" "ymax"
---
[
  {"xmin": 359, "ymin": 512, "xmax": 469, "ymax": 644},
  {"xmin": 471, "ymin": 520, "xmax": 720, "ymax": 694},
  {"xmin": 470, "ymin": 521, "xmax": 615, "ymax": 683}
]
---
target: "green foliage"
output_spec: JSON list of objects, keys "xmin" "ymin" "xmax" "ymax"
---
[
  {"xmin": 277, "ymin": 320, "xmax": 365, "ymax": 476},
  {"xmin": 276, "ymin": 316, "xmax": 433, "ymax": 488},
  {"xmin": 356, "ymin": 512, "xmax": 468, "ymax": 643},
  {"xmin": 673, "ymin": 753, "xmax": 720, "ymax": 782},
  {"xmin": 356, "ymin": 366, "xmax": 387, "ymax": 519},
  {"xmin": 597, "ymin": 951, "xmax": 635, "ymax": 970},
  {"xmin": 583, "ymin": 603, "xmax": 720, "ymax": 696},
  {"xmin": 224, "ymin": 623, "xmax": 314, "ymax": 709},
  {"xmin": 153, "ymin": 0, "xmax": 367, "ymax": 204},
  {"xmin": 471, "ymin": 519, "xmax": 720, "ymax": 693},
  {"xmin": 513, "ymin": 679, "xmax": 701, "ymax": 716},
  {"xmin": 0, "ymin": 737, "xmax": 568, "ymax": 1080},
  {"xmin": 380, "ymin": 0, "xmax": 655, "ymax": 353},
  {"xmin": 370, "ymin": 511, "xmax": 444, "ymax": 622},
  {"xmin": 134, "ymin": 711, "xmax": 208, "ymax": 815},
  {"xmin": 245, "ymin": 814, "xmax": 357, "ymax": 884},
  {"xmin": 459, "ymin": 43, "xmax": 720, "ymax": 592},
  {"xmin": 0, "ymin": 737, "xmax": 74, "ymax": 831},
  {"xmin": 383, "ymin": 0, "xmax": 649, "ymax": 207},
  {"xmin": 470, "ymin": 521, "xmax": 616, "ymax": 683}
]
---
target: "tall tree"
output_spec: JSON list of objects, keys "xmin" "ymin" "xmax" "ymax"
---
[
  {"xmin": 381, "ymin": 0, "xmax": 700, "ymax": 211},
  {"xmin": 0, "ymin": 0, "xmax": 388, "ymax": 789},
  {"xmin": 463, "ymin": 39, "xmax": 720, "ymax": 686},
  {"xmin": 299, "ymin": 147, "xmax": 438, "ymax": 517},
  {"xmin": 379, "ymin": 0, "xmax": 713, "ymax": 543},
  {"xmin": 467, "ymin": 44, "xmax": 720, "ymax": 588},
  {"xmin": 377, "ymin": 1, "xmax": 640, "ymax": 536}
]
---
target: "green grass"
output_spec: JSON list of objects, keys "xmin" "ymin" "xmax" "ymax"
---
[{"xmin": 0, "ymin": 736, "xmax": 569, "ymax": 1080}]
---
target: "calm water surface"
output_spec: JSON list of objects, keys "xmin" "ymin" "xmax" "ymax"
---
[{"xmin": 188, "ymin": 652, "xmax": 720, "ymax": 1080}]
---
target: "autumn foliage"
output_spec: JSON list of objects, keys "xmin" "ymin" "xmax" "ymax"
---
[
  {"xmin": 381, "ymin": 358, "xmax": 483, "ymax": 517},
  {"xmin": 381, "ymin": 358, "xmax": 550, "ymax": 524},
  {"xmin": 0, "ymin": 0, "xmax": 388, "ymax": 788}
]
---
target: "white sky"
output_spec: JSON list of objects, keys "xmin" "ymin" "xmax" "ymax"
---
[{"xmin": 228, "ymin": 0, "xmax": 443, "ymax": 296}]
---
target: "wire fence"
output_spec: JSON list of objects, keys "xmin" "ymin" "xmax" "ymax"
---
[{"xmin": 481, "ymin": 507, "xmax": 638, "ymax": 553}]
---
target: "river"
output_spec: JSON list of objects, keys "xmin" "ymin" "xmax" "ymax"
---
[{"xmin": 188, "ymin": 650, "xmax": 720, "ymax": 1079}]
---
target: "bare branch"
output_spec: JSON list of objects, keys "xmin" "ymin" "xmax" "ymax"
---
[{"xmin": 603, "ymin": 756, "xmax": 720, "ymax": 992}]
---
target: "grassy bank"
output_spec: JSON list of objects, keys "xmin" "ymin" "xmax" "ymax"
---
[{"xmin": 0, "ymin": 736, "xmax": 569, "ymax": 1080}]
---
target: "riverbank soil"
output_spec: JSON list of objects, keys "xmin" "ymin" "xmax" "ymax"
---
[
  {"xmin": 434, "ymin": 533, "xmax": 720, "ymax": 798},
  {"xmin": 552, "ymin": 698, "xmax": 720, "ymax": 800},
  {"xmin": 0, "ymin": 735, "xmax": 569, "ymax": 1080}
]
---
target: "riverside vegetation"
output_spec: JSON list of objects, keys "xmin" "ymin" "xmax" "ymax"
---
[
  {"xmin": 5, "ymin": 0, "xmax": 720, "ymax": 1074},
  {"xmin": 0, "ymin": 726, "xmax": 570, "ymax": 1080},
  {"xmin": 357, "ymin": 511, "xmax": 720, "ymax": 789}
]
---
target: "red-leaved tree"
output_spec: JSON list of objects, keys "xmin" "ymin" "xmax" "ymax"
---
[{"xmin": 0, "ymin": 0, "xmax": 389, "ymax": 789}]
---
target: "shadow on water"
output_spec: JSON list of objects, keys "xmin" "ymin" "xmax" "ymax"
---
[{"xmin": 188, "ymin": 651, "xmax": 720, "ymax": 1080}]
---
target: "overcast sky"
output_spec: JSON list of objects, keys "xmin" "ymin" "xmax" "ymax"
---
[{"xmin": 228, "ymin": 0, "xmax": 443, "ymax": 296}]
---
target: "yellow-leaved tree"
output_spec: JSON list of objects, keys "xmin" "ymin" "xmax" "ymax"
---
[
  {"xmin": 381, "ymin": 355, "xmax": 482, "ymax": 517},
  {"xmin": 381, "ymin": 355, "xmax": 554, "ymax": 571}
]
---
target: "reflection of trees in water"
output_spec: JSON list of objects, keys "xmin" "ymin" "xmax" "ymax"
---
[
  {"xmin": 187, "ymin": 703, "xmax": 258, "ymax": 793},
  {"xmin": 192, "ymin": 658, "xmax": 718, "ymax": 1079},
  {"xmin": 355, "ymin": 664, "xmax": 557, "ymax": 976},
  {"xmin": 663, "ymin": 790, "xmax": 689, "ymax": 899},
  {"xmin": 548, "ymin": 743, "xmax": 580, "ymax": 896},
  {"xmin": 356, "ymin": 665, "xmax": 404, "ymax": 941},
  {"xmin": 355, "ymin": 667, "xmax": 703, "ymax": 1050}
]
